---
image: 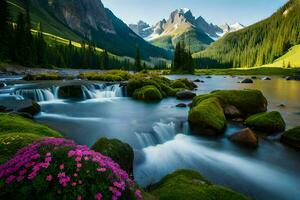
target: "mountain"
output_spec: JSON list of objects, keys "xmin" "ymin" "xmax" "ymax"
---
[
  {"xmin": 8, "ymin": 0, "xmax": 170, "ymax": 60},
  {"xmin": 129, "ymin": 9, "xmax": 245, "ymax": 52},
  {"xmin": 194, "ymin": 0, "xmax": 300, "ymax": 68}
]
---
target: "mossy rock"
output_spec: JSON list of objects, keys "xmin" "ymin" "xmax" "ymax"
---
[
  {"xmin": 192, "ymin": 90, "xmax": 268, "ymax": 115},
  {"xmin": 188, "ymin": 97, "xmax": 226, "ymax": 136},
  {"xmin": 58, "ymin": 85, "xmax": 84, "ymax": 100},
  {"xmin": 79, "ymin": 70, "xmax": 132, "ymax": 81},
  {"xmin": 148, "ymin": 169, "xmax": 249, "ymax": 200},
  {"xmin": 91, "ymin": 138, "xmax": 134, "ymax": 174},
  {"xmin": 281, "ymin": 126, "xmax": 300, "ymax": 149},
  {"xmin": 245, "ymin": 111, "xmax": 286, "ymax": 133},
  {"xmin": 0, "ymin": 133, "xmax": 42, "ymax": 164},
  {"xmin": 170, "ymin": 78, "xmax": 197, "ymax": 90},
  {"xmin": 133, "ymin": 86, "xmax": 163, "ymax": 101},
  {"xmin": 23, "ymin": 73, "xmax": 62, "ymax": 81},
  {"xmin": 0, "ymin": 113, "xmax": 62, "ymax": 137}
]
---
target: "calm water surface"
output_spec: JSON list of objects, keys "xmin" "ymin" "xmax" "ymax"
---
[{"xmin": 0, "ymin": 75, "xmax": 300, "ymax": 200}]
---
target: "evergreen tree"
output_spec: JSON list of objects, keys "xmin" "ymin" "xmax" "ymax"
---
[
  {"xmin": 0, "ymin": 0, "xmax": 11, "ymax": 59},
  {"xmin": 134, "ymin": 46, "xmax": 142, "ymax": 71}
]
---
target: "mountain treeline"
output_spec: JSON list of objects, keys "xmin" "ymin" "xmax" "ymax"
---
[
  {"xmin": 194, "ymin": 0, "xmax": 300, "ymax": 68},
  {"xmin": 0, "ymin": 0, "xmax": 134, "ymax": 69},
  {"xmin": 171, "ymin": 42, "xmax": 194, "ymax": 74}
]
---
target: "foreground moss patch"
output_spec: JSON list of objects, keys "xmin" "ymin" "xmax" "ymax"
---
[
  {"xmin": 0, "ymin": 133, "xmax": 42, "ymax": 164},
  {"xmin": 0, "ymin": 113, "xmax": 62, "ymax": 137},
  {"xmin": 148, "ymin": 169, "xmax": 249, "ymax": 200},
  {"xmin": 245, "ymin": 111, "xmax": 286, "ymax": 133}
]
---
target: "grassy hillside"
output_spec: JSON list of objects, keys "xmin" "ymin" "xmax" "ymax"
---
[
  {"xmin": 265, "ymin": 44, "xmax": 300, "ymax": 67},
  {"xmin": 194, "ymin": 0, "xmax": 300, "ymax": 68}
]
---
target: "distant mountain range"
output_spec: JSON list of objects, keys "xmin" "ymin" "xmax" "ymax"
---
[
  {"xmin": 8, "ymin": 0, "xmax": 171, "ymax": 60},
  {"xmin": 129, "ymin": 9, "xmax": 245, "ymax": 52}
]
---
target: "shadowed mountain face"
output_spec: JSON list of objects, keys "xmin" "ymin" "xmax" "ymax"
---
[{"xmin": 14, "ymin": 0, "xmax": 171, "ymax": 59}]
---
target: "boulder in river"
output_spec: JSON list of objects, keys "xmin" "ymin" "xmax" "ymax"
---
[
  {"xmin": 92, "ymin": 138, "xmax": 134, "ymax": 174},
  {"xmin": 241, "ymin": 78, "xmax": 253, "ymax": 84},
  {"xmin": 229, "ymin": 128, "xmax": 258, "ymax": 147},
  {"xmin": 206, "ymin": 76, "xmax": 212, "ymax": 79},
  {"xmin": 245, "ymin": 111, "xmax": 286, "ymax": 134},
  {"xmin": 58, "ymin": 85, "xmax": 84, "ymax": 100},
  {"xmin": 133, "ymin": 85, "xmax": 163, "ymax": 101},
  {"xmin": 281, "ymin": 126, "xmax": 300, "ymax": 149},
  {"xmin": 189, "ymin": 97, "xmax": 226, "ymax": 136},
  {"xmin": 251, "ymin": 76, "xmax": 257, "ymax": 79},
  {"xmin": 0, "ymin": 99, "xmax": 40, "ymax": 117},
  {"xmin": 176, "ymin": 91, "xmax": 196, "ymax": 100}
]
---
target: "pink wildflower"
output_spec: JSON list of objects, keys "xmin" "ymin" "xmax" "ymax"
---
[
  {"xmin": 46, "ymin": 175, "xmax": 52, "ymax": 181},
  {"xmin": 95, "ymin": 192, "xmax": 102, "ymax": 200}
]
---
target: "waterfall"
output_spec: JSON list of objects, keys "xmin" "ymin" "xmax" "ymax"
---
[
  {"xmin": 82, "ymin": 83, "xmax": 123, "ymax": 99},
  {"xmin": 15, "ymin": 87, "xmax": 57, "ymax": 102},
  {"xmin": 135, "ymin": 122, "xmax": 176, "ymax": 148},
  {"xmin": 15, "ymin": 83, "xmax": 124, "ymax": 102}
]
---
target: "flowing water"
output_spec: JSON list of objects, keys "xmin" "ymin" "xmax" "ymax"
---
[{"xmin": 0, "ymin": 75, "xmax": 300, "ymax": 200}]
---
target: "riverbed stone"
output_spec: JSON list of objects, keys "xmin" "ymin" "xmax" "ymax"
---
[
  {"xmin": 148, "ymin": 169, "xmax": 249, "ymax": 200},
  {"xmin": 280, "ymin": 126, "xmax": 300, "ymax": 149},
  {"xmin": 241, "ymin": 79, "xmax": 253, "ymax": 84},
  {"xmin": 229, "ymin": 128, "xmax": 258, "ymax": 147},
  {"xmin": 0, "ymin": 83, "xmax": 6, "ymax": 88},
  {"xmin": 176, "ymin": 91, "xmax": 196, "ymax": 100},
  {"xmin": 245, "ymin": 111, "xmax": 286, "ymax": 134},
  {"xmin": 92, "ymin": 138, "xmax": 134, "ymax": 174},
  {"xmin": 224, "ymin": 105, "xmax": 241, "ymax": 118},
  {"xmin": 58, "ymin": 85, "xmax": 84, "ymax": 99},
  {"xmin": 0, "ymin": 99, "xmax": 41, "ymax": 117},
  {"xmin": 262, "ymin": 77, "xmax": 271, "ymax": 80},
  {"xmin": 176, "ymin": 103, "xmax": 187, "ymax": 108}
]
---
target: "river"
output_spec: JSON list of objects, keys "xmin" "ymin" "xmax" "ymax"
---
[{"xmin": 0, "ymin": 75, "xmax": 299, "ymax": 200}]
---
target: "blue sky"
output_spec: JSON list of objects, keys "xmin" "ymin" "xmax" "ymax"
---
[{"xmin": 102, "ymin": 0, "xmax": 288, "ymax": 26}]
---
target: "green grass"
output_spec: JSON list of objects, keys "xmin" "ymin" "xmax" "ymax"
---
[
  {"xmin": 148, "ymin": 169, "xmax": 249, "ymax": 200},
  {"xmin": 265, "ymin": 44, "xmax": 300, "ymax": 68},
  {"xmin": 0, "ymin": 113, "xmax": 62, "ymax": 137},
  {"xmin": 193, "ymin": 67, "xmax": 300, "ymax": 76}
]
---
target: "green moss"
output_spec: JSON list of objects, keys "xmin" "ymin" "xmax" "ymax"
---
[
  {"xmin": 188, "ymin": 97, "xmax": 226, "ymax": 135},
  {"xmin": 148, "ymin": 170, "xmax": 249, "ymax": 200},
  {"xmin": 133, "ymin": 86, "xmax": 163, "ymax": 101},
  {"xmin": 0, "ymin": 114, "xmax": 62, "ymax": 137},
  {"xmin": 245, "ymin": 111, "xmax": 286, "ymax": 133},
  {"xmin": 0, "ymin": 133, "xmax": 42, "ymax": 164},
  {"xmin": 23, "ymin": 73, "xmax": 62, "ymax": 81},
  {"xmin": 192, "ymin": 90, "xmax": 268, "ymax": 115},
  {"xmin": 281, "ymin": 127, "xmax": 300, "ymax": 149},
  {"xmin": 79, "ymin": 70, "xmax": 132, "ymax": 82},
  {"xmin": 91, "ymin": 138, "xmax": 134, "ymax": 174}
]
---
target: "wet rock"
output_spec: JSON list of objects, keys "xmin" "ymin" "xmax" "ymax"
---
[
  {"xmin": 0, "ymin": 99, "xmax": 40, "ymax": 117},
  {"xmin": 176, "ymin": 103, "xmax": 187, "ymax": 108},
  {"xmin": 176, "ymin": 91, "xmax": 196, "ymax": 100},
  {"xmin": 245, "ymin": 111, "xmax": 286, "ymax": 134},
  {"xmin": 229, "ymin": 128, "xmax": 258, "ymax": 147},
  {"xmin": 278, "ymin": 104, "xmax": 286, "ymax": 108},
  {"xmin": 251, "ymin": 76, "xmax": 257, "ymax": 79},
  {"xmin": 206, "ymin": 76, "xmax": 212, "ymax": 79},
  {"xmin": 193, "ymin": 79, "xmax": 201, "ymax": 82},
  {"xmin": 92, "ymin": 138, "xmax": 134, "ymax": 174},
  {"xmin": 0, "ymin": 83, "xmax": 6, "ymax": 88},
  {"xmin": 286, "ymin": 76, "xmax": 293, "ymax": 80},
  {"xmin": 232, "ymin": 118, "xmax": 244, "ymax": 123},
  {"xmin": 281, "ymin": 126, "xmax": 300, "ymax": 149},
  {"xmin": 224, "ymin": 105, "xmax": 241, "ymax": 117},
  {"xmin": 58, "ymin": 85, "xmax": 84, "ymax": 99},
  {"xmin": 262, "ymin": 77, "xmax": 271, "ymax": 80},
  {"xmin": 241, "ymin": 78, "xmax": 253, "ymax": 84}
]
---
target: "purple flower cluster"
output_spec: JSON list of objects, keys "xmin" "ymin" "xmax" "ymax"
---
[{"xmin": 0, "ymin": 138, "xmax": 143, "ymax": 200}]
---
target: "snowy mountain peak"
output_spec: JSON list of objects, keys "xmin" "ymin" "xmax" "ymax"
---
[
  {"xmin": 230, "ymin": 22, "xmax": 245, "ymax": 31},
  {"xmin": 179, "ymin": 8, "xmax": 191, "ymax": 14}
]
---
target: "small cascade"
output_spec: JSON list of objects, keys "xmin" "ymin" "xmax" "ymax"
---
[
  {"xmin": 15, "ymin": 87, "xmax": 58, "ymax": 102},
  {"xmin": 82, "ymin": 83, "xmax": 123, "ymax": 99},
  {"xmin": 135, "ymin": 122, "xmax": 176, "ymax": 148}
]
